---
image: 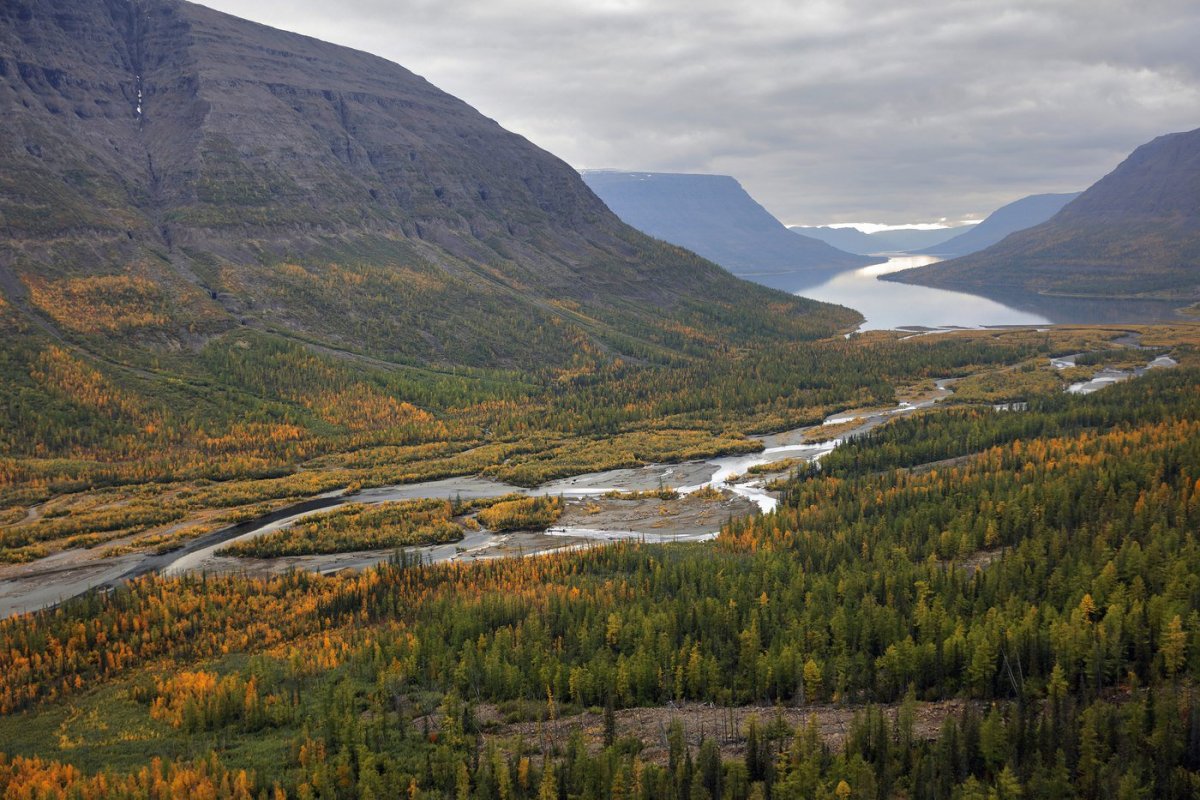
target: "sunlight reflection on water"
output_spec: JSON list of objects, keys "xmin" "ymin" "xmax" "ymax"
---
[{"xmin": 799, "ymin": 256, "xmax": 1051, "ymax": 331}]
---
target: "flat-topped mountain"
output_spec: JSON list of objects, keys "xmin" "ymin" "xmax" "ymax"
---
[
  {"xmin": 0, "ymin": 0, "xmax": 854, "ymax": 371},
  {"xmin": 581, "ymin": 171, "xmax": 877, "ymax": 292},
  {"xmin": 890, "ymin": 128, "xmax": 1200, "ymax": 301}
]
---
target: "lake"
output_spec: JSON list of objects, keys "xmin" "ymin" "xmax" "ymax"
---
[
  {"xmin": 798, "ymin": 256, "xmax": 1051, "ymax": 331},
  {"xmin": 800, "ymin": 255, "xmax": 1190, "ymax": 330}
]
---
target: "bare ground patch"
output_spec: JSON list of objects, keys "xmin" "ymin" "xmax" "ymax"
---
[
  {"xmin": 558, "ymin": 491, "xmax": 757, "ymax": 537},
  {"xmin": 951, "ymin": 547, "xmax": 1005, "ymax": 573},
  {"xmin": 470, "ymin": 699, "xmax": 973, "ymax": 762}
]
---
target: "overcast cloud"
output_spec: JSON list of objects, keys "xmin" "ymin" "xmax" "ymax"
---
[{"xmin": 201, "ymin": 0, "xmax": 1200, "ymax": 226}]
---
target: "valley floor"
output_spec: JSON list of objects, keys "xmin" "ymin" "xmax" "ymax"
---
[
  {"xmin": 0, "ymin": 373, "xmax": 957, "ymax": 615},
  {"xmin": 3, "ymin": 322, "xmax": 1200, "ymax": 799}
]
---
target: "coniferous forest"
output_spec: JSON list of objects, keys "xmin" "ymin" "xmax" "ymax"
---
[{"xmin": 3, "ymin": 356, "xmax": 1200, "ymax": 798}]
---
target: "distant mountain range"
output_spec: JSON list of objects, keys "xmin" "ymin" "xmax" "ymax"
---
[
  {"xmin": 916, "ymin": 192, "xmax": 1081, "ymax": 257},
  {"xmin": 581, "ymin": 171, "xmax": 878, "ymax": 292},
  {"xmin": 790, "ymin": 225, "xmax": 969, "ymax": 255},
  {"xmin": 891, "ymin": 128, "xmax": 1200, "ymax": 303},
  {"xmin": 791, "ymin": 190, "xmax": 1078, "ymax": 259}
]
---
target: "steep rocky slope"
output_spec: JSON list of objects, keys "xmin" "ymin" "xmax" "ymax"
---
[{"xmin": 0, "ymin": 0, "xmax": 855, "ymax": 371}]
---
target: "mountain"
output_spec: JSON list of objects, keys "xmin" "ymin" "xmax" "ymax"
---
[
  {"xmin": 0, "ymin": 0, "xmax": 856, "ymax": 374},
  {"xmin": 874, "ymin": 227, "xmax": 972, "ymax": 252},
  {"xmin": 788, "ymin": 225, "xmax": 884, "ymax": 255},
  {"xmin": 890, "ymin": 128, "xmax": 1200, "ymax": 301},
  {"xmin": 581, "ymin": 171, "xmax": 878, "ymax": 292},
  {"xmin": 790, "ymin": 224, "xmax": 971, "ymax": 255},
  {"xmin": 917, "ymin": 192, "xmax": 1081, "ymax": 257}
]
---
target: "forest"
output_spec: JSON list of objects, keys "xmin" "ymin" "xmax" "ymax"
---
[
  {"xmin": 215, "ymin": 500, "xmax": 466, "ymax": 559},
  {"xmin": 0, "ymin": 314, "xmax": 1094, "ymax": 563},
  {"xmin": 214, "ymin": 496, "xmax": 564, "ymax": 559},
  {"xmin": 2, "ymin": 358, "xmax": 1199, "ymax": 798},
  {"xmin": 4, "ymin": 2, "xmax": 1199, "ymax": 796}
]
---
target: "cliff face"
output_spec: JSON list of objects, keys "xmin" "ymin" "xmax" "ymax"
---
[
  {"xmin": 0, "ymin": 0, "xmax": 854, "ymax": 367},
  {"xmin": 890, "ymin": 129, "xmax": 1200, "ymax": 301}
]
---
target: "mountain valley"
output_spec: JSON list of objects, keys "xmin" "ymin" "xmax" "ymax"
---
[{"xmin": 2, "ymin": 3, "xmax": 1200, "ymax": 799}]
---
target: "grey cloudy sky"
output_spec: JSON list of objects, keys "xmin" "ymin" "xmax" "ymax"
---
[{"xmin": 202, "ymin": 0, "xmax": 1200, "ymax": 226}]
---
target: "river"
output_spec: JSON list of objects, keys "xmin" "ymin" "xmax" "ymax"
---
[
  {"xmin": 0, "ymin": 384, "xmax": 955, "ymax": 617},
  {"xmin": 0, "ymin": 342, "xmax": 1177, "ymax": 617},
  {"xmin": 160, "ymin": 390, "xmax": 944, "ymax": 578}
]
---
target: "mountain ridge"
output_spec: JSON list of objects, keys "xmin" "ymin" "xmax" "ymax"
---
[
  {"xmin": 888, "ymin": 128, "xmax": 1200, "ymax": 302},
  {"xmin": 0, "ymin": 0, "xmax": 856, "ymax": 372},
  {"xmin": 789, "ymin": 224, "xmax": 970, "ymax": 255},
  {"xmin": 787, "ymin": 225, "xmax": 886, "ymax": 255},
  {"xmin": 916, "ymin": 192, "xmax": 1081, "ymax": 257}
]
